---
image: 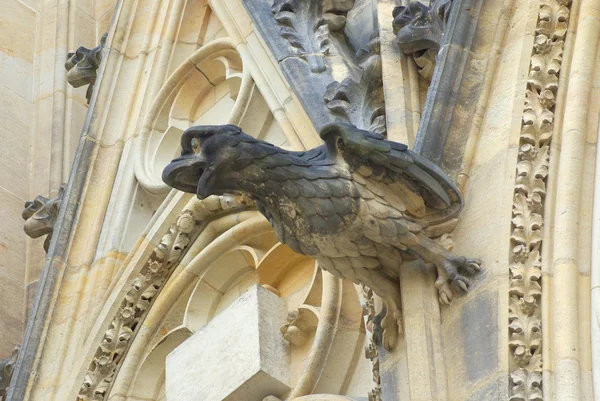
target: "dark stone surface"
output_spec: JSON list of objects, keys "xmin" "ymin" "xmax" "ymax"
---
[
  {"xmin": 460, "ymin": 290, "xmax": 498, "ymax": 382},
  {"xmin": 466, "ymin": 374, "xmax": 509, "ymax": 401},
  {"xmin": 443, "ymin": 285, "xmax": 500, "ymax": 397},
  {"xmin": 379, "ymin": 361, "xmax": 401, "ymax": 401},
  {"xmin": 242, "ymin": 0, "xmax": 386, "ymax": 134},
  {"xmin": 412, "ymin": 0, "xmax": 484, "ymax": 165},
  {"xmin": 278, "ymin": 57, "xmax": 335, "ymax": 130}
]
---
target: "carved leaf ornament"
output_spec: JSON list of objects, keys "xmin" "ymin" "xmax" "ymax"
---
[
  {"xmin": 78, "ymin": 196, "xmax": 250, "ymax": 400},
  {"xmin": 508, "ymin": 1, "xmax": 571, "ymax": 399}
]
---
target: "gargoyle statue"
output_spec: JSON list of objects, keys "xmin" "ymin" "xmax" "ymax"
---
[
  {"xmin": 163, "ymin": 123, "xmax": 481, "ymax": 349},
  {"xmin": 22, "ymin": 185, "xmax": 65, "ymax": 252},
  {"xmin": 65, "ymin": 33, "xmax": 107, "ymax": 103}
]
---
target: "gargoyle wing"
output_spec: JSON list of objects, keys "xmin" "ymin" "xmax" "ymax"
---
[{"xmin": 320, "ymin": 123, "xmax": 462, "ymax": 225}]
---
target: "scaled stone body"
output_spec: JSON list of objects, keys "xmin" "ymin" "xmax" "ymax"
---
[{"xmin": 163, "ymin": 123, "xmax": 481, "ymax": 349}]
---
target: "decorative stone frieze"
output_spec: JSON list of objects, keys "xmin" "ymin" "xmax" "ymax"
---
[
  {"xmin": 65, "ymin": 33, "xmax": 107, "ymax": 104},
  {"xmin": 508, "ymin": 1, "xmax": 571, "ymax": 399},
  {"xmin": 0, "ymin": 346, "xmax": 19, "ymax": 401},
  {"xmin": 163, "ymin": 123, "xmax": 482, "ymax": 350},
  {"xmin": 78, "ymin": 195, "xmax": 251, "ymax": 401},
  {"xmin": 22, "ymin": 185, "xmax": 65, "ymax": 252},
  {"xmin": 392, "ymin": 0, "xmax": 453, "ymax": 81}
]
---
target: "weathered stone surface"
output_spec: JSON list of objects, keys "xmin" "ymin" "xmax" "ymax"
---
[{"xmin": 166, "ymin": 285, "xmax": 290, "ymax": 401}]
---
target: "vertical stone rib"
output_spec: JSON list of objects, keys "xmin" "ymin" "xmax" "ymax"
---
[{"xmin": 551, "ymin": 1, "xmax": 600, "ymax": 399}]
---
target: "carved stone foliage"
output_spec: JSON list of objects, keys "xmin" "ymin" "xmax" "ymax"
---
[
  {"xmin": 256, "ymin": 0, "xmax": 385, "ymax": 133},
  {"xmin": 78, "ymin": 196, "xmax": 250, "ymax": 401},
  {"xmin": 392, "ymin": 0, "xmax": 453, "ymax": 81},
  {"xmin": 0, "ymin": 346, "xmax": 19, "ymax": 401},
  {"xmin": 163, "ymin": 123, "xmax": 482, "ymax": 350},
  {"xmin": 323, "ymin": 38, "xmax": 385, "ymax": 134},
  {"xmin": 22, "ymin": 185, "xmax": 65, "ymax": 252},
  {"xmin": 65, "ymin": 33, "xmax": 107, "ymax": 104},
  {"xmin": 271, "ymin": 0, "xmax": 355, "ymax": 74},
  {"xmin": 509, "ymin": 1, "xmax": 571, "ymax": 399},
  {"xmin": 360, "ymin": 286, "xmax": 381, "ymax": 401}
]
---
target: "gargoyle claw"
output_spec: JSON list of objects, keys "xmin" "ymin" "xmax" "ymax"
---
[
  {"xmin": 453, "ymin": 275, "xmax": 470, "ymax": 293},
  {"xmin": 459, "ymin": 258, "xmax": 482, "ymax": 275}
]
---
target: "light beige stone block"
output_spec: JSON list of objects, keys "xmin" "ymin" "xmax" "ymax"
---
[
  {"xmin": 0, "ymin": 0, "xmax": 36, "ymax": 100},
  {"xmin": 0, "ymin": 84, "xmax": 33, "ymax": 200},
  {"xmin": 166, "ymin": 285, "xmax": 290, "ymax": 401}
]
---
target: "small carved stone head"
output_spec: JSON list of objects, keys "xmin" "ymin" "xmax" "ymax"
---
[
  {"xmin": 65, "ymin": 33, "xmax": 107, "ymax": 102},
  {"xmin": 22, "ymin": 185, "xmax": 65, "ymax": 252}
]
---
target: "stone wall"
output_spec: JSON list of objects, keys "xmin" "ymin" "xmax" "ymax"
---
[{"xmin": 0, "ymin": 0, "xmax": 116, "ymax": 358}]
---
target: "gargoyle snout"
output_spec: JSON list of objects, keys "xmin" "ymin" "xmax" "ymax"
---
[{"xmin": 162, "ymin": 151, "xmax": 208, "ymax": 195}]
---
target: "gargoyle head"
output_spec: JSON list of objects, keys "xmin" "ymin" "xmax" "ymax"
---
[
  {"xmin": 392, "ymin": 0, "xmax": 452, "ymax": 54},
  {"xmin": 65, "ymin": 33, "xmax": 107, "ymax": 88},
  {"xmin": 22, "ymin": 185, "xmax": 64, "ymax": 252},
  {"xmin": 162, "ymin": 125, "xmax": 260, "ymax": 199}
]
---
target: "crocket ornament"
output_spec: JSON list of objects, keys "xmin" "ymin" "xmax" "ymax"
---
[{"xmin": 163, "ymin": 123, "xmax": 482, "ymax": 349}]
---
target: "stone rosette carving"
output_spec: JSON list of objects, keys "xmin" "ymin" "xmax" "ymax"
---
[
  {"xmin": 0, "ymin": 346, "xmax": 19, "ymax": 401},
  {"xmin": 78, "ymin": 195, "xmax": 250, "ymax": 401},
  {"xmin": 22, "ymin": 185, "xmax": 65, "ymax": 252},
  {"xmin": 392, "ymin": 0, "xmax": 453, "ymax": 81},
  {"xmin": 508, "ymin": 1, "xmax": 571, "ymax": 399},
  {"xmin": 65, "ymin": 33, "xmax": 107, "ymax": 104},
  {"xmin": 162, "ymin": 123, "xmax": 481, "ymax": 350}
]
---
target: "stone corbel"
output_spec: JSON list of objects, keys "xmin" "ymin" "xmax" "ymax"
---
[
  {"xmin": 65, "ymin": 33, "xmax": 108, "ymax": 104},
  {"xmin": 22, "ymin": 185, "xmax": 65, "ymax": 252}
]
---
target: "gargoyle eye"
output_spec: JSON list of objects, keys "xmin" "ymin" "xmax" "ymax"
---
[{"xmin": 191, "ymin": 137, "xmax": 201, "ymax": 153}]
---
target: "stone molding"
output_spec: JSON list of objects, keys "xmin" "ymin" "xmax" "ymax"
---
[
  {"xmin": 508, "ymin": 1, "xmax": 572, "ymax": 399},
  {"xmin": 78, "ymin": 195, "xmax": 251, "ymax": 401}
]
